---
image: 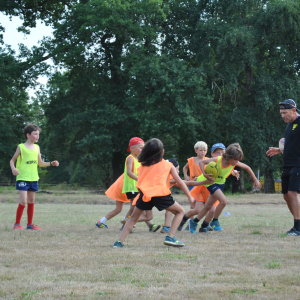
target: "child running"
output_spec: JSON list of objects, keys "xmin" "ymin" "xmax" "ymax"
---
[
  {"xmin": 113, "ymin": 138, "xmax": 194, "ymax": 248},
  {"xmin": 188, "ymin": 143, "xmax": 261, "ymax": 233},
  {"xmin": 10, "ymin": 124, "xmax": 59, "ymax": 230}
]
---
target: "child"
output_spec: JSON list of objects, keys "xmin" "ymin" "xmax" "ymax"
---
[
  {"xmin": 178, "ymin": 143, "xmax": 227, "ymax": 232},
  {"xmin": 188, "ymin": 143, "xmax": 261, "ymax": 233},
  {"xmin": 113, "ymin": 138, "xmax": 194, "ymax": 248},
  {"xmin": 95, "ymin": 137, "xmax": 146, "ymax": 228},
  {"xmin": 10, "ymin": 124, "xmax": 59, "ymax": 230}
]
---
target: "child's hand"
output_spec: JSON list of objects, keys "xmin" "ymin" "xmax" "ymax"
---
[
  {"xmin": 184, "ymin": 175, "xmax": 191, "ymax": 181},
  {"xmin": 12, "ymin": 168, "xmax": 19, "ymax": 176},
  {"xmin": 232, "ymin": 170, "xmax": 240, "ymax": 180},
  {"xmin": 51, "ymin": 160, "xmax": 59, "ymax": 167},
  {"xmin": 206, "ymin": 176, "xmax": 215, "ymax": 185},
  {"xmin": 204, "ymin": 173, "xmax": 214, "ymax": 181},
  {"xmin": 188, "ymin": 196, "xmax": 195, "ymax": 204},
  {"xmin": 254, "ymin": 180, "xmax": 262, "ymax": 189}
]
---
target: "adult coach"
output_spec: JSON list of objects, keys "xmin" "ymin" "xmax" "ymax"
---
[{"xmin": 266, "ymin": 99, "xmax": 300, "ymax": 236}]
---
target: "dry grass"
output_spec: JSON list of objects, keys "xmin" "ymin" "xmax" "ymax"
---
[{"xmin": 1, "ymin": 191, "xmax": 300, "ymax": 299}]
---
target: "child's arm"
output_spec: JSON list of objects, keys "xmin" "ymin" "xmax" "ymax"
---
[
  {"xmin": 10, "ymin": 146, "xmax": 21, "ymax": 176},
  {"xmin": 266, "ymin": 147, "xmax": 281, "ymax": 157},
  {"xmin": 170, "ymin": 166, "xmax": 194, "ymax": 204},
  {"xmin": 38, "ymin": 151, "xmax": 59, "ymax": 167},
  {"xmin": 184, "ymin": 177, "xmax": 214, "ymax": 186},
  {"xmin": 183, "ymin": 162, "xmax": 190, "ymax": 181},
  {"xmin": 236, "ymin": 162, "xmax": 262, "ymax": 189},
  {"xmin": 232, "ymin": 170, "xmax": 240, "ymax": 179},
  {"xmin": 126, "ymin": 156, "xmax": 138, "ymax": 181},
  {"xmin": 199, "ymin": 157, "xmax": 217, "ymax": 178}
]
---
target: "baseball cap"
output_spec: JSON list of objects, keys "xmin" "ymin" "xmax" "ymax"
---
[
  {"xmin": 211, "ymin": 143, "xmax": 226, "ymax": 153},
  {"xmin": 279, "ymin": 99, "xmax": 298, "ymax": 110},
  {"xmin": 127, "ymin": 137, "xmax": 145, "ymax": 152},
  {"xmin": 166, "ymin": 158, "xmax": 179, "ymax": 168}
]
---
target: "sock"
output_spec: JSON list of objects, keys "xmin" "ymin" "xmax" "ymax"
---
[
  {"xmin": 27, "ymin": 203, "xmax": 34, "ymax": 225},
  {"xmin": 201, "ymin": 221, "xmax": 209, "ymax": 228},
  {"xmin": 193, "ymin": 217, "xmax": 200, "ymax": 223},
  {"xmin": 15, "ymin": 204, "xmax": 25, "ymax": 224},
  {"xmin": 182, "ymin": 214, "xmax": 189, "ymax": 222},
  {"xmin": 212, "ymin": 218, "xmax": 218, "ymax": 222},
  {"xmin": 100, "ymin": 217, "xmax": 107, "ymax": 224},
  {"xmin": 294, "ymin": 219, "xmax": 300, "ymax": 231}
]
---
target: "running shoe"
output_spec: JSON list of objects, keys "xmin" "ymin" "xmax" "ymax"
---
[
  {"xmin": 95, "ymin": 221, "xmax": 108, "ymax": 229},
  {"xmin": 286, "ymin": 227, "xmax": 300, "ymax": 236},
  {"xmin": 163, "ymin": 236, "xmax": 185, "ymax": 247},
  {"xmin": 14, "ymin": 224, "xmax": 23, "ymax": 230},
  {"xmin": 189, "ymin": 219, "xmax": 198, "ymax": 234},
  {"xmin": 207, "ymin": 224, "xmax": 214, "ymax": 231},
  {"xmin": 210, "ymin": 220, "xmax": 223, "ymax": 231},
  {"xmin": 177, "ymin": 218, "xmax": 187, "ymax": 231},
  {"xmin": 26, "ymin": 224, "xmax": 41, "ymax": 230},
  {"xmin": 160, "ymin": 226, "xmax": 170, "ymax": 233},
  {"xmin": 149, "ymin": 224, "xmax": 161, "ymax": 232},
  {"xmin": 184, "ymin": 223, "xmax": 190, "ymax": 231},
  {"xmin": 113, "ymin": 241, "xmax": 124, "ymax": 248},
  {"xmin": 199, "ymin": 227, "xmax": 208, "ymax": 233}
]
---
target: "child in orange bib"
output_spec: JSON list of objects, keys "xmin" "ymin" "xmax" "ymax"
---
[{"xmin": 113, "ymin": 138, "xmax": 194, "ymax": 248}]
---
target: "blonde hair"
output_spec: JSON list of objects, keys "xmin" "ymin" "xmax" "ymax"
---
[
  {"xmin": 223, "ymin": 143, "xmax": 244, "ymax": 161},
  {"xmin": 194, "ymin": 141, "xmax": 207, "ymax": 150}
]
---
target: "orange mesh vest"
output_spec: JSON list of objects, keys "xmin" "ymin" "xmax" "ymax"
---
[
  {"xmin": 105, "ymin": 174, "xmax": 130, "ymax": 203},
  {"xmin": 187, "ymin": 157, "xmax": 209, "ymax": 180},
  {"xmin": 136, "ymin": 160, "xmax": 172, "ymax": 202}
]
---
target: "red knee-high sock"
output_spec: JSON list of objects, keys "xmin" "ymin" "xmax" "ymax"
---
[
  {"xmin": 27, "ymin": 203, "xmax": 34, "ymax": 225},
  {"xmin": 15, "ymin": 204, "xmax": 25, "ymax": 225}
]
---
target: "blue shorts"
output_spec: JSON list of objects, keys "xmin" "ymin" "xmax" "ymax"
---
[
  {"xmin": 207, "ymin": 183, "xmax": 225, "ymax": 195},
  {"xmin": 16, "ymin": 181, "xmax": 39, "ymax": 192}
]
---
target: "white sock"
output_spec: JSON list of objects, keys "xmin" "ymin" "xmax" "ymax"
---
[{"xmin": 100, "ymin": 217, "xmax": 107, "ymax": 224}]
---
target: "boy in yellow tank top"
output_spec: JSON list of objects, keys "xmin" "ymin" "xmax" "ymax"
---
[{"xmin": 10, "ymin": 124, "xmax": 59, "ymax": 230}]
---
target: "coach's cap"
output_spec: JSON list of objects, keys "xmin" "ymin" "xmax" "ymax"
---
[
  {"xmin": 127, "ymin": 137, "xmax": 145, "ymax": 152},
  {"xmin": 211, "ymin": 143, "xmax": 226, "ymax": 153},
  {"xmin": 166, "ymin": 158, "xmax": 179, "ymax": 168},
  {"xmin": 279, "ymin": 99, "xmax": 298, "ymax": 110}
]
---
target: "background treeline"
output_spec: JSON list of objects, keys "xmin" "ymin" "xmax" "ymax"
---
[{"xmin": 1, "ymin": 0, "xmax": 300, "ymax": 192}]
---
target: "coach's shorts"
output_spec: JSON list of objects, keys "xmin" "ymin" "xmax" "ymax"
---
[
  {"xmin": 281, "ymin": 167, "xmax": 300, "ymax": 194},
  {"xmin": 16, "ymin": 181, "xmax": 38, "ymax": 192},
  {"xmin": 136, "ymin": 192, "xmax": 175, "ymax": 211},
  {"xmin": 126, "ymin": 192, "xmax": 139, "ymax": 200},
  {"xmin": 207, "ymin": 183, "xmax": 225, "ymax": 195}
]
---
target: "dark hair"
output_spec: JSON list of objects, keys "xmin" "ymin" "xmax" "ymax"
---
[
  {"xmin": 223, "ymin": 143, "xmax": 244, "ymax": 161},
  {"xmin": 166, "ymin": 158, "xmax": 179, "ymax": 168},
  {"xmin": 24, "ymin": 124, "xmax": 41, "ymax": 139},
  {"xmin": 138, "ymin": 138, "xmax": 164, "ymax": 166}
]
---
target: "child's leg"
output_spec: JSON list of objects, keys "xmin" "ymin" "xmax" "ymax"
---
[
  {"xmin": 15, "ymin": 191, "xmax": 27, "ymax": 226},
  {"xmin": 27, "ymin": 191, "xmax": 35, "ymax": 225},
  {"xmin": 212, "ymin": 197, "xmax": 228, "ymax": 220},
  {"xmin": 124, "ymin": 203, "xmax": 135, "ymax": 219},
  {"xmin": 186, "ymin": 201, "xmax": 204, "ymax": 218},
  {"xmin": 103, "ymin": 201, "xmax": 124, "ymax": 221},
  {"xmin": 119, "ymin": 207, "xmax": 144, "ymax": 243},
  {"xmin": 138, "ymin": 210, "xmax": 153, "ymax": 222},
  {"xmin": 165, "ymin": 202, "xmax": 185, "ymax": 237},
  {"xmin": 164, "ymin": 211, "xmax": 173, "ymax": 227},
  {"xmin": 204, "ymin": 206, "xmax": 216, "ymax": 223}
]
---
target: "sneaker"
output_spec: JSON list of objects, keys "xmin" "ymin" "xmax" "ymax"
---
[
  {"xmin": 163, "ymin": 236, "xmax": 185, "ymax": 247},
  {"xmin": 14, "ymin": 224, "xmax": 23, "ymax": 230},
  {"xmin": 96, "ymin": 221, "xmax": 108, "ymax": 229},
  {"xmin": 160, "ymin": 226, "xmax": 170, "ymax": 233},
  {"xmin": 199, "ymin": 227, "xmax": 208, "ymax": 233},
  {"xmin": 189, "ymin": 219, "xmax": 198, "ymax": 234},
  {"xmin": 113, "ymin": 241, "xmax": 124, "ymax": 248},
  {"xmin": 184, "ymin": 223, "xmax": 190, "ymax": 231},
  {"xmin": 177, "ymin": 218, "xmax": 187, "ymax": 231},
  {"xmin": 210, "ymin": 220, "xmax": 223, "ymax": 231},
  {"xmin": 207, "ymin": 224, "xmax": 214, "ymax": 231},
  {"xmin": 286, "ymin": 227, "xmax": 300, "ymax": 236},
  {"xmin": 26, "ymin": 224, "xmax": 41, "ymax": 230},
  {"xmin": 149, "ymin": 224, "xmax": 161, "ymax": 232}
]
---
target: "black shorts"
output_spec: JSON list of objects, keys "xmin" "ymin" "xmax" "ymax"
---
[
  {"xmin": 126, "ymin": 192, "xmax": 139, "ymax": 200},
  {"xmin": 281, "ymin": 167, "xmax": 300, "ymax": 194},
  {"xmin": 135, "ymin": 192, "xmax": 175, "ymax": 211}
]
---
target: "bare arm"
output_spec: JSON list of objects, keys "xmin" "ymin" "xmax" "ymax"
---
[
  {"xmin": 126, "ymin": 156, "xmax": 138, "ymax": 181},
  {"xmin": 236, "ymin": 162, "xmax": 261, "ymax": 189},
  {"xmin": 199, "ymin": 157, "xmax": 217, "ymax": 178},
  {"xmin": 10, "ymin": 146, "xmax": 21, "ymax": 176},
  {"xmin": 184, "ymin": 177, "xmax": 214, "ymax": 186},
  {"xmin": 266, "ymin": 147, "xmax": 281, "ymax": 157},
  {"xmin": 38, "ymin": 150, "xmax": 59, "ymax": 167},
  {"xmin": 183, "ymin": 162, "xmax": 190, "ymax": 181},
  {"xmin": 170, "ymin": 166, "xmax": 194, "ymax": 204}
]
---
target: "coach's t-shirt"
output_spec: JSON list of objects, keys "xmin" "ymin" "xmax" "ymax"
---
[{"xmin": 283, "ymin": 116, "xmax": 300, "ymax": 167}]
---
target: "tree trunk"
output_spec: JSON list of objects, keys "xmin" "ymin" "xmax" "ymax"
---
[
  {"xmin": 264, "ymin": 166, "xmax": 275, "ymax": 193},
  {"xmin": 112, "ymin": 151, "xmax": 125, "ymax": 183},
  {"xmin": 231, "ymin": 167, "xmax": 241, "ymax": 193}
]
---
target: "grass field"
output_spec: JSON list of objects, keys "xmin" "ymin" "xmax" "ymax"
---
[{"xmin": 1, "ymin": 190, "xmax": 300, "ymax": 299}]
